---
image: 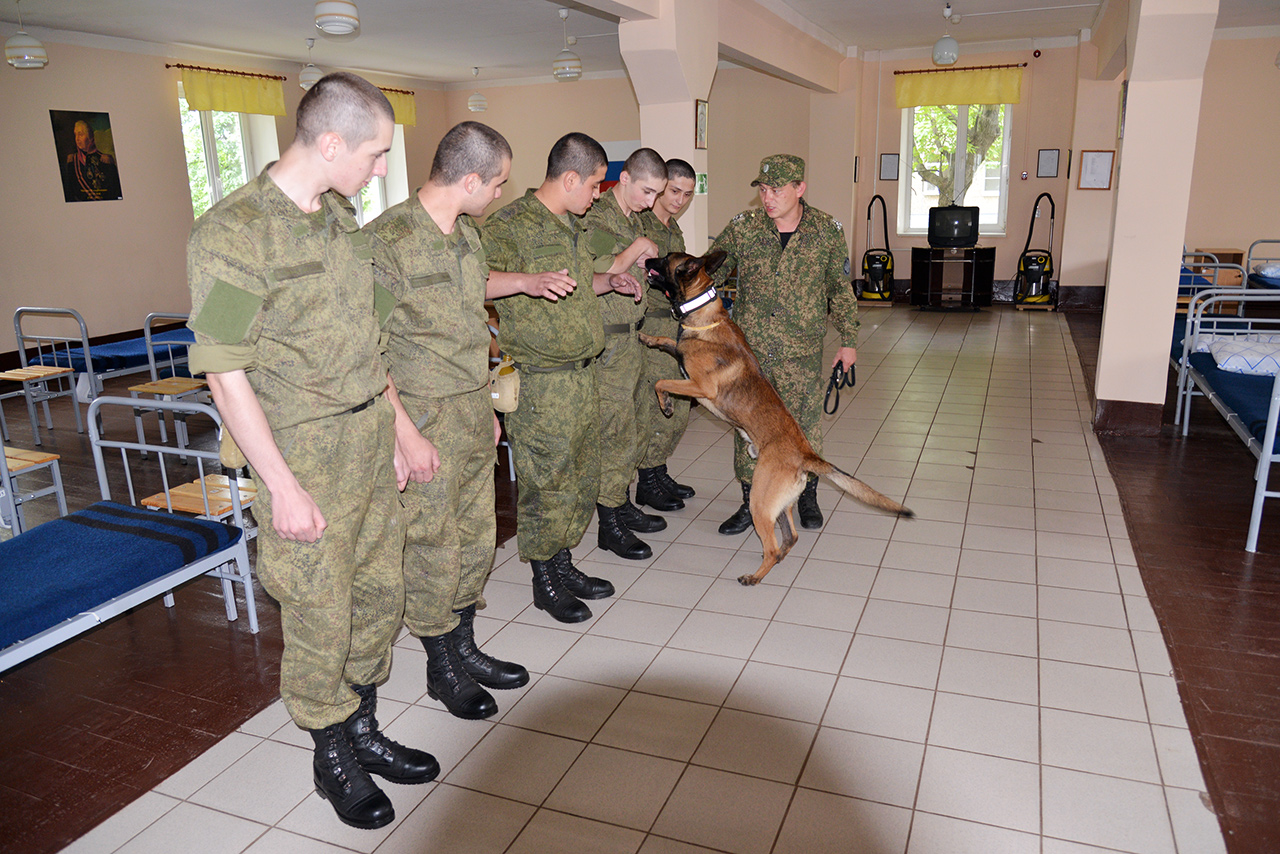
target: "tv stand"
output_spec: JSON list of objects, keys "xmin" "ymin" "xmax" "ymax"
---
[{"xmin": 910, "ymin": 246, "xmax": 995, "ymax": 310}]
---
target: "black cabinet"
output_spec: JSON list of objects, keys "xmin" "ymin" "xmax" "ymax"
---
[{"xmin": 910, "ymin": 246, "xmax": 995, "ymax": 309}]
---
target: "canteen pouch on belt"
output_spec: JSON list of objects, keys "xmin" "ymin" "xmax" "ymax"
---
[
  {"xmin": 219, "ymin": 428, "xmax": 249, "ymax": 469},
  {"xmin": 490, "ymin": 355, "xmax": 520, "ymax": 413}
]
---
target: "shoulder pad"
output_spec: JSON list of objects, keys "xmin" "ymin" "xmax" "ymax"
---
[{"xmin": 731, "ymin": 212, "xmax": 747, "ymax": 223}]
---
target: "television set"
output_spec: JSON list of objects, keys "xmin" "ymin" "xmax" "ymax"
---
[{"xmin": 928, "ymin": 204, "xmax": 980, "ymax": 248}]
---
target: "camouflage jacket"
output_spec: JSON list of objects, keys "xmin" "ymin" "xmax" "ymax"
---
[
  {"xmin": 637, "ymin": 208, "xmax": 685, "ymax": 258},
  {"xmin": 710, "ymin": 201, "xmax": 859, "ymax": 349},
  {"xmin": 369, "ymin": 197, "xmax": 490, "ymax": 400},
  {"xmin": 480, "ymin": 189, "xmax": 604, "ymax": 367},
  {"xmin": 187, "ymin": 169, "xmax": 390, "ymax": 431},
  {"xmin": 582, "ymin": 189, "xmax": 647, "ymax": 325}
]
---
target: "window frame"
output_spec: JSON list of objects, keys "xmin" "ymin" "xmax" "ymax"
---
[{"xmin": 898, "ymin": 102, "xmax": 1012, "ymax": 238}]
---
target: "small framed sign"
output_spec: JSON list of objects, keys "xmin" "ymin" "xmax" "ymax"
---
[
  {"xmin": 1078, "ymin": 150, "xmax": 1115, "ymax": 190},
  {"xmin": 1036, "ymin": 148, "xmax": 1059, "ymax": 179},
  {"xmin": 879, "ymin": 153, "xmax": 899, "ymax": 181},
  {"xmin": 694, "ymin": 99, "xmax": 708, "ymax": 150}
]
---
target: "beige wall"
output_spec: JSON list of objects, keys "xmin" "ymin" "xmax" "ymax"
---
[
  {"xmin": 0, "ymin": 37, "xmax": 448, "ymax": 345},
  {"xmin": 705, "ymin": 66, "xmax": 812, "ymax": 235},
  {"xmin": 1185, "ymin": 35, "xmax": 1280, "ymax": 252},
  {"xmin": 438, "ymin": 77, "xmax": 642, "ymax": 216}
]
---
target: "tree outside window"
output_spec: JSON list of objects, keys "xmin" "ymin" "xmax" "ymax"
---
[{"xmin": 901, "ymin": 103, "xmax": 1011, "ymax": 235}]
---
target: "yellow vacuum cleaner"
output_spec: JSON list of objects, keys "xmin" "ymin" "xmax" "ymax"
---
[
  {"xmin": 1015, "ymin": 192, "xmax": 1056, "ymax": 308},
  {"xmin": 858, "ymin": 194, "xmax": 894, "ymax": 301}
]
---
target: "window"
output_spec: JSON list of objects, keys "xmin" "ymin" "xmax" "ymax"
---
[
  {"xmin": 899, "ymin": 103, "xmax": 1011, "ymax": 236},
  {"xmin": 180, "ymin": 95, "xmax": 253, "ymax": 218}
]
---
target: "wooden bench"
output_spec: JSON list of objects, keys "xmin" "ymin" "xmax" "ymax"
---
[{"xmin": 1, "ymin": 445, "xmax": 68, "ymax": 534}]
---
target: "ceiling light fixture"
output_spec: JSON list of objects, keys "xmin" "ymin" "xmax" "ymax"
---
[
  {"xmin": 467, "ymin": 67, "xmax": 487, "ymax": 112},
  {"xmin": 552, "ymin": 8, "xmax": 582, "ymax": 82},
  {"xmin": 933, "ymin": 3, "xmax": 959, "ymax": 66},
  {"xmin": 315, "ymin": 0, "xmax": 359, "ymax": 36},
  {"xmin": 299, "ymin": 37, "xmax": 323, "ymax": 90},
  {"xmin": 5, "ymin": 0, "xmax": 47, "ymax": 69}
]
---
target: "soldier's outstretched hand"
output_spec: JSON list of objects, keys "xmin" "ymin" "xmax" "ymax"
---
[
  {"xmin": 525, "ymin": 269, "xmax": 577, "ymax": 301},
  {"xmin": 609, "ymin": 271, "xmax": 644, "ymax": 302}
]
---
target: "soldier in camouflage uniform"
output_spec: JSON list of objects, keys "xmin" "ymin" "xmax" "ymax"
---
[
  {"xmin": 369, "ymin": 122, "xmax": 529, "ymax": 723},
  {"xmin": 581, "ymin": 148, "xmax": 669, "ymax": 560},
  {"xmin": 481, "ymin": 132, "xmax": 642, "ymax": 624},
  {"xmin": 187, "ymin": 73, "xmax": 437, "ymax": 832},
  {"xmin": 635, "ymin": 158, "xmax": 699, "ymax": 509},
  {"xmin": 710, "ymin": 154, "xmax": 859, "ymax": 535}
]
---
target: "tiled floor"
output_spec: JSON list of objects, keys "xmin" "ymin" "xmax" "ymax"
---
[{"xmin": 58, "ymin": 305, "xmax": 1228, "ymax": 853}]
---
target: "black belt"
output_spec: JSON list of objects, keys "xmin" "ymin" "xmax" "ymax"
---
[
  {"xmin": 603, "ymin": 317, "xmax": 645, "ymax": 335},
  {"xmin": 513, "ymin": 357, "xmax": 595, "ymax": 374},
  {"xmin": 342, "ymin": 395, "xmax": 379, "ymax": 416}
]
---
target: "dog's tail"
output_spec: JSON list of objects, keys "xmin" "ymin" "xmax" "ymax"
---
[{"xmin": 808, "ymin": 458, "xmax": 914, "ymax": 518}]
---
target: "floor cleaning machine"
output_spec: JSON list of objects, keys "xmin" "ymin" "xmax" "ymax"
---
[
  {"xmin": 1015, "ymin": 192, "xmax": 1056, "ymax": 308},
  {"xmin": 858, "ymin": 194, "xmax": 894, "ymax": 301}
]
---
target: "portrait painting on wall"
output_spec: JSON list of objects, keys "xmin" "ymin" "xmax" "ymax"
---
[{"xmin": 50, "ymin": 110, "xmax": 123, "ymax": 202}]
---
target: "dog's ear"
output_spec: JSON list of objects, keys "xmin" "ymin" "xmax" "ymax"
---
[
  {"xmin": 702, "ymin": 249, "xmax": 729, "ymax": 276},
  {"xmin": 673, "ymin": 253, "xmax": 703, "ymax": 281}
]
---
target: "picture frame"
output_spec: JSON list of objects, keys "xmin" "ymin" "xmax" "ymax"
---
[
  {"xmin": 50, "ymin": 109, "xmax": 123, "ymax": 203},
  {"xmin": 694, "ymin": 99, "xmax": 708, "ymax": 150},
  {"xmin": 1078, "ymin": 150, "xmax": 1115, "ymax": 190},
  {"xmin": 879, "ymin": 153, "xmax": 899, "ymax": 181},
  {"xmin": 1036, "ymin": 148, "xmax": 1059, "ymax": 179}
]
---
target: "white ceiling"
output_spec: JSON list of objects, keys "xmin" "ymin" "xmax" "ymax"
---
[{"xmin": 3, "ymin": 0, "xmax": 1277, "ymax": 86}]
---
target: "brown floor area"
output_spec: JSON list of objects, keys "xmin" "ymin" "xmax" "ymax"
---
[
  {"xmin": 1066, "ymin": 312, "xmax": 1280, "ymax": 854},
  {"xmin": 2, "ymin": 316, "xmax": 1279, "ymax": 852}
]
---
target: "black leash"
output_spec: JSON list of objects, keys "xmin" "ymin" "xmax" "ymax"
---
[{"xmin": 823, "ymin": 364, "xmax": 856, "ymax": 415}]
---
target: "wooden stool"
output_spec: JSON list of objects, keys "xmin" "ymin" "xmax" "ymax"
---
[
  {"xmin": 128, "ymin": 376, "xmax": 208, "ymax": 455},
  {"xmin": 142, "ymin": 474, "xmax": 258, "ymax": 539},
  {"xmin": 2, "ymin": 445, "xmax": 68, "ymax": 534},
  {"xmin": 0, "ymin": 365, "xmax": 82, "ymax": 446}
]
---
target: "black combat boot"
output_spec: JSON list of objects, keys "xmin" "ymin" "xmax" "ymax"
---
[
  {"xmin": 309, "ymin": 722, "xmax": 395, "ymax": 830},
  {"xmin": 597, "ymin": 503, "xmax": 653, "ymax": 559},
  {"xmin": 655, "ymin": 464, "xmax": 695, "ymax": 499},
  {"xmin": 718, "ymin": 481, "xmax": 753, "ymax": 535},
  {"xmin": 452, "ymin": 604, "xmax": 529, "ymax": 689},
  {"xmin": 421, "ymin": 634, "xmax": 498, "ymax": 720},
  {"xmin": 553, "ymin": 548, "xmax": 614, "ymax": 600},
  {"xmin": 532, "ymin": 558, "xmax": 592, "ymax": 623},
  {"xmin": 798, "ymin": 475, "xmax": 823, "ymax": 530},
  {"xmin": 617, "ymin": 487, "xmax": 668, "ymax": 531},
  {"xmin": 345, "ymin": 684, "xmax": 439, "ymax": 784},
  {"xmin": 635, "ymin": 466, "xmax": 684, "ymax": 511}
]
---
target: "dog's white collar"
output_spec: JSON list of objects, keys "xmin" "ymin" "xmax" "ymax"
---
[{"xmin": 675, "ymin": 287, "xmax": 717, "ymax": 318}]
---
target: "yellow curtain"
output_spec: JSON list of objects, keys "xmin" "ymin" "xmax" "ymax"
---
[
  {"xmin": 381, "ymin": 90, "xmax": 417, "ymax": 127},
  {"xmin": 895, "ymin": 67, "xmax": 1023, "ymax": 108},
  {"xmin": 181, "ymin": 68, "xmax": 285, "ymax": 116}
]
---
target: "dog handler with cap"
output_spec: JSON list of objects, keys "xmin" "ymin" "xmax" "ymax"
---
[{"xmin": 709, "ymin": 153, "xmax": 859, "ymax": 535}]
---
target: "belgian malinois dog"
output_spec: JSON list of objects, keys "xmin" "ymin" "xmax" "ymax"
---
[{"xmin": 641, "ymin": 250, "xmax": 912, "ymax": 585}]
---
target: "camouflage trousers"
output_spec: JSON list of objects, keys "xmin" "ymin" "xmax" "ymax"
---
[
  {"xmin": 596, "ymin": 328, "xmax": 645, "ymax": 507},
  {"xmin": 399, "ymin": 387, "xmax": 497, "ymax": 639},
  {"xmin": 506, "ymin": 363, "xmax": 601, "ymax": 562},
  {"xmin": 253, "ymin": 398, "xmax": 405, "ymax": 730},
  {"xmin": 733, "ymin": 335, "xmax": 825, "ymax": 483},
  {"xmin": 638, "ymin": 311, "xmax": 691, "ymax": 469}
]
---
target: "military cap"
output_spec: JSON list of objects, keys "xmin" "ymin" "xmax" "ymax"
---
[{"xmin": 750, "ymin": 154, "xmax": 805, "ymax": 187}]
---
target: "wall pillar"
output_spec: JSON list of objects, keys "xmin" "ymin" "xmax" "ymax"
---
[
  {"xmin": 1092, "ymin": 0, "xmax": 1218, "ymax": 434},
  {"xmin": 618, "ymin": 0, "xmax": 718, "ymax": 251}
]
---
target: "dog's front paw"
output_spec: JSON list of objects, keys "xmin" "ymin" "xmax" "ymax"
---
[
  {"xmin": 659, "ymin": 393, "xmax": 674, "ymax": 417},
  {"xmin": 737, "ymin": 574, "xmax": 761, "ymax": 586}
]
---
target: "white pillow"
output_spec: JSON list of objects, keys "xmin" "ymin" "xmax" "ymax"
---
[
  {"xmin": 1253, "ymin": 262, "xmax": 1280, "ymax": 277},
  {"xmin": 1211, "ymin": 339, "xmax": 1280, "ymax": 375},
  {"xmin": 1189, "ymin": 332, "xmax": 1280, "ymax": 354}
]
